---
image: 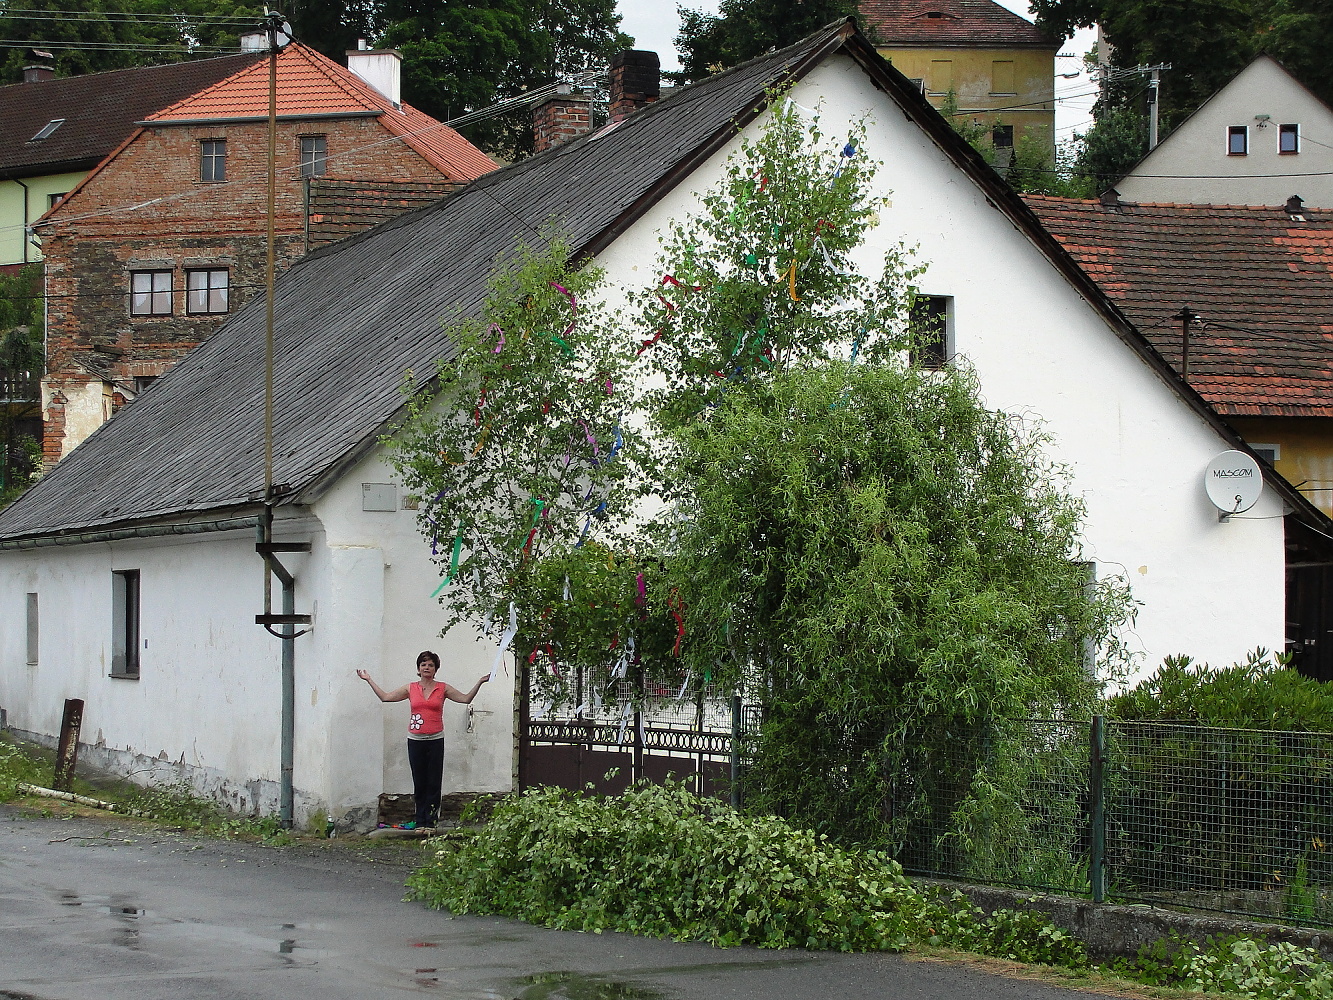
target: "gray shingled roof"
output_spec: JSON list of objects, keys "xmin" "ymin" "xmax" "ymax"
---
[
  {"xmin": 0, "ymin": 25, "xmax": 848, "ymax": 540},
  {"xmin": 0, "ymin": 53, "xmax": 263, "ymax": 179},
  {"xmin": 5, "ymin": 19, "xmax": 1330, "ymax": 542}
]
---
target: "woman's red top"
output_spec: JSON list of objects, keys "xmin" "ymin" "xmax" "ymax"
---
[{"xmin": 408, "ymin": 681, "xmax": 446, "ymax": 736}]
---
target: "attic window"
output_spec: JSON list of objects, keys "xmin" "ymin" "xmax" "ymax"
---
[
  {"xmin": 1279, "ymin": 123, "xmax": 1299, "ymax": 154},
  {"xmin": 1227, "ymin": 126, "xmax": 1248, "ymax": 155},
  {"xmin": 28, "ymin": 118, "xmax": 64, "ymax": 142}
]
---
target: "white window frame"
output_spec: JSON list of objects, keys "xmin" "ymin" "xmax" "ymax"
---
[
  {"xmin": 1279, "ymin": 123, "xmax": 1300, "ymax": 155},
  {"xmin": 299, "ymin": 134, "xmax": 328, "ymax": 178}
]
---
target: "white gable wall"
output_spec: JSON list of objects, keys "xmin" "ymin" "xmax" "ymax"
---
[
  {"xmin": 1116, "ymin": 56, "xmax": 1333, "ymax": 209},
  {"xmin": 593, "ymin": 53, "xmax": 1286, "ymax": 677}
]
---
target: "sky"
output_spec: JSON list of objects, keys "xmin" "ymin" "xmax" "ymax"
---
[{"xmin": 614, "ymin": 1, "xmax": 1099, "ymax": 140}]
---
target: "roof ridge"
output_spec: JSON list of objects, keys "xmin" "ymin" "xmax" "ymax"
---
[{"xmin": 0, "ymin": 50, "xmax": 261, "ymax": 96}]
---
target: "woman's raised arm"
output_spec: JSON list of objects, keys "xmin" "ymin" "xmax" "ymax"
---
[
  {"xmin": 356, "ymin": 669, "xmax": 409, "ymax": 702},
  {"xmin": 445, "ymin": 674, "xmax": 490, "ymax": 705}
]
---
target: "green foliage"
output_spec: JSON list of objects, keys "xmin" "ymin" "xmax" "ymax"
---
[
  {"xmin": 1031, "ymin": 0, "xmax": 1333, "ymax": 129},
  {"xmin": 673, "ymin": 0, "xmax": 859, "ymax": 83},
  {"xmin": 0, "ymin": 264, "xmax": 43, "ymax": 505},
  {"xmin": 1069, "ymin": 104, "xmax": 1148, "ymax": 191},
  {"xmin": 1118, "ymin": 932, "xmax": 1333, "ymax": 999},
  {"xmin": 1106, "ymin": 649, "xmax": 1333, "ymax": 730},
  {"xmin": 0, "ymin": 0, "xmax": 267, "ymax": 82},
  {"xmin": 408, "ymin": 780, "xmax": 1086, "ymax": 965},
  {"xmin": 378, "ymin": 0, "xmax": 630, "ymax": 158},
  {"xmin": 0, "ymin": 736, "xmax": 48, "ymax": 802}
]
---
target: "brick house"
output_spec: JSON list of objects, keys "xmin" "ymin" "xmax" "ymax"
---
[{"xmin": 36, "ymin": 40, "xmax": 495, "ymax": 464}]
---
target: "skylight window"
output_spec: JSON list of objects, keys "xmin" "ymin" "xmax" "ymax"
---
[{"xmin": 28, "ymin": 118, "xmax": 64, "ymax": 142}]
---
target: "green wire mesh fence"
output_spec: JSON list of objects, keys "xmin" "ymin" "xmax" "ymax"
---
[{"xmin": 1104, "ymin": 722, "xmax": 1333, "ymax": 926}]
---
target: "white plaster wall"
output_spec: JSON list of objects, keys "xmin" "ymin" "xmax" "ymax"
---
[
  {"xmin": 589, "ymin": 53, "xmax": 1287, "ymax": 679},
  {"xmin": 1117, "ymin": 57, "xmax": 1333, "ymax": 209},
  {"xmin": 312, "ymin": 449, "xmax": 513, "ymax": 803},
  {"xmin": 0, "ymin": 526, "xmax": 334, "ymax": 818}
]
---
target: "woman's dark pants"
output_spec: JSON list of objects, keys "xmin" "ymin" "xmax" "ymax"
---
[{"xmin": 407, "ymin": 738, "xmax": 444, "ymax": 827}]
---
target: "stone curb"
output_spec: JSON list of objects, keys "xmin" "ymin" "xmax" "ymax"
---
[{"xmin": 916, "ymin": 878, "xmax": 1333, "ymax": 962}]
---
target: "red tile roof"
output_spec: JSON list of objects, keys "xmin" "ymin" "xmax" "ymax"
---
[
  {"xmin": 1026, "ymin": 195, "xmax": 1333, "ymax": 418},
  {"xmin": 147, "ymin": 43, "xmax": 494, "ymax": 182},
  {"xmin": 860, "ymin": 0, "xmax": 1055, "ymax": 47}
]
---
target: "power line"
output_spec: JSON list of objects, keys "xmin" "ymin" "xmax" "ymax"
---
[{"xmin": 0, "ymin": 38, "xmax": 236, "ymax": 53}]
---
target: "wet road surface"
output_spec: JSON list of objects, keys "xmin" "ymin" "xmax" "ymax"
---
[{"xmin": 0, "ymin": 804, "xmax": 1121, "ymax": 1000}]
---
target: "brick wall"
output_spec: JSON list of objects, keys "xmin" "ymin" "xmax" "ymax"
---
[{"xmin": 38, "ymin": 115, "xmax": 453, "ymax": 457}]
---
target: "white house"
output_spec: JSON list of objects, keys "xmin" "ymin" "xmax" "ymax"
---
[
  {"xmin": 2, "ymin": 21, "xmax": 1327, "ymax": 831},
  {"xmin": 1115, "ymin": 55, "xmax": 1333, "ymax": 209}
]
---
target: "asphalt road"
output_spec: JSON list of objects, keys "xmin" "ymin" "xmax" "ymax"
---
[{"xmin": 0, "ymin": 804, "xmax": 1121, "ymax": 1000}]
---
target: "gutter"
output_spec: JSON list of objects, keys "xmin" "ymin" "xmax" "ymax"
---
[{"xmin": 0, "ymin": 514, "xmax": 261, "ymax": 550}]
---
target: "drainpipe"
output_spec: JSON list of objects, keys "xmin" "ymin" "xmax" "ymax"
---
[{"xmin": 255, "ymin": 507, "xmax": 311, "ymax": 830}]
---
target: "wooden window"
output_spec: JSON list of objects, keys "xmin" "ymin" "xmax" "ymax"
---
[
  {"xmin": 992, "ymin": 124, "xmax": 1014, "ymax": 149},
  {"xmin": 909, "ymin": 295, "xmax": 951, "ymax": 369},
  {"xmin": 26, "ymin": 592, "xmax": 37, "ymax": 665},
  {"xmin": 130, "ymin": 270, "xmax": 172, "ymax": 316},
  {"xmin": 299, "ymin": 135, "xmax": 327, "ymax": 177},
  {"xmin": 186, "ymin": 269, "xmax": 229, "ymax": 315},
  {"xmin": 1279, "ymin": 124, "xmax": 1299, "ymax": 154},
  {"xmin": 200, "ymin": 139, "xmax": 226, "ymax": 181},
  {"xmin": 111, "ymin": 570, "xmax": 140, "ymax": 679},
  {"xmin": 1227, "ymin": 126, "xmax": 1248, "ymax": 155},
  {"xmin": 990, "ymin": 60, "xmax": 1015, "ymax": 95}
]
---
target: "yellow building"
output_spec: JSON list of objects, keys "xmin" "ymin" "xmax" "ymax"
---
[{"xmin": 861, "ymin": 0, "xmax": 1057, "ymax": 162}]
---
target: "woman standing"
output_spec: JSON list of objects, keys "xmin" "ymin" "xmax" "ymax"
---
[{"xmin": 357, "ymin": 651, "xmax": 489, "ymax": 829}]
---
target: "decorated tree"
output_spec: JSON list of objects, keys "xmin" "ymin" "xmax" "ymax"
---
[{"xmin": 388, "ymin": 235, "xmax": 679, "ymax": 705}]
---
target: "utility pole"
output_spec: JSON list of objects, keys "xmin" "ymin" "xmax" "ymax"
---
[
  {"xmin": 1144, "ymin": 64, "xmax": 1170, "ymax": 150},
  {"xmin": 1099, "ymin": 63, "xmax": 1172, "ymax": 150},
  {"xmin": 253, "ymin": 9, "xmax": 311, "ymax": 832}
]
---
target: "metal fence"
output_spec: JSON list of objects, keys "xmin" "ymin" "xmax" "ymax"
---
[
  {"xmin": 1105, "ymin": 722, "xmax": 1333, "ymax": 925},
  {"xmin": 518, "ymin": 667, "xmax": 754, "ymax": 800},
  {"xmin": 519, "ymin": 697, "xmax": 1333, "ymax": 928}
]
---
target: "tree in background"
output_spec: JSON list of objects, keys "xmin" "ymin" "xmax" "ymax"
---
[
  {"xmin": 674, "ymin": 0, "xmax": 858, "ymax": 83},
  {"xmin": 1032, "ymin": 0, "xmax": 1333, "ymax": 189},
  {"xmin": 377, "ymin": 0, "xmax": 630, "ymax": 158},
  {"xmin": 0, "ymin": 266, "xmax": 44, "ymax": 505},
  {"xmin": 1, "ymin": 0, "xmax": 629, "ymax": 159},
  {"xmin": 0, "ymin": 0, "xmax": 266, "ymax": 82}
]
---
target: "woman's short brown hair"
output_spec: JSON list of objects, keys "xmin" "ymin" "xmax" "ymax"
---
[{"xmin": 416, "ymin": 650, "xmax": 441, "ymax": 671}]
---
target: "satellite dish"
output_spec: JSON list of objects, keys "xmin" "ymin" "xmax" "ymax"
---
[
  {"xmin": 276, "ymin": 21, "xmax": 294, "ymax": 47},
  {"xmin": 1204, "ymin": 450, "xmax": 1263, "ymax": 517}
]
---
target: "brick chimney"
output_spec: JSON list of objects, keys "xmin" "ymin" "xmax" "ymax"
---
[
  {"xmin": 23, "ymin": 49, "xmax": 54, "ymax": 83},
  {"xmin": 534, "ymin": 85, "xmax": 593, "ymax": 153},
  {"xmin": 609, "ymin": 50, "xmax": 660, "ymax": 124}
]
